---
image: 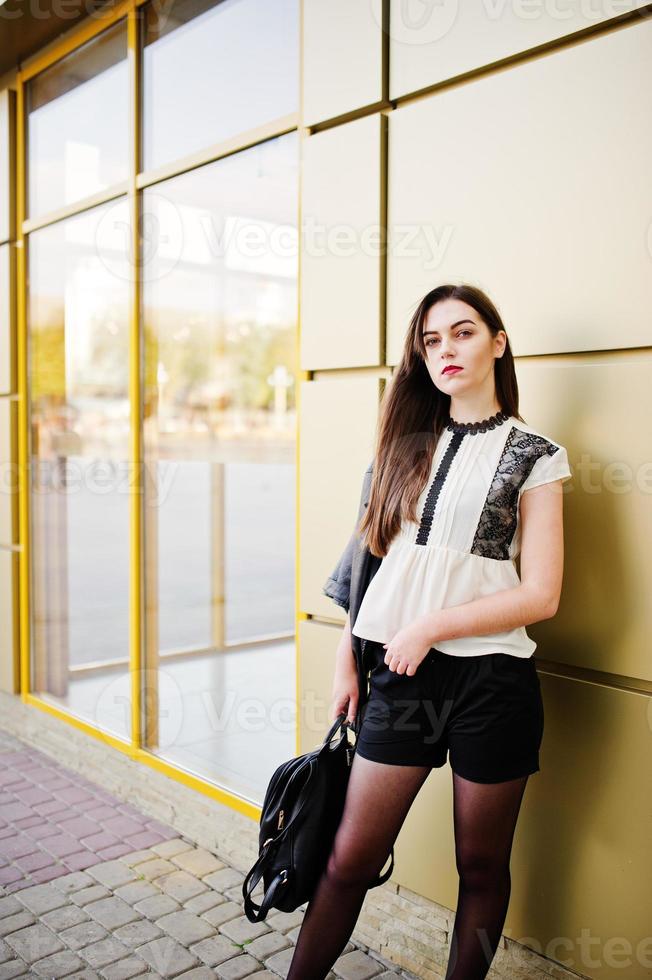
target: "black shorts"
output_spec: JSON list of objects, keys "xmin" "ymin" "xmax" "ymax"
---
[{"xmin": 355, "ymin": 640, "xmax": 544, "ymax": 783}]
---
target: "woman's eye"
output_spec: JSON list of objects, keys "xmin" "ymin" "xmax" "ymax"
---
[{"xmin": 425, "ymin": 331, "xmax": 471, "ymax": 347}]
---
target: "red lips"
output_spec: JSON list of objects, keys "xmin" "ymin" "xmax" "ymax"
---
[{"xmin": 442, "ymin": 365, "xmax": 463, "ymax": 375}]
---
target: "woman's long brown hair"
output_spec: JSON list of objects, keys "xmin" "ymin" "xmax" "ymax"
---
[{"xmin": 358, "ymin": 283, "xmax": 525, "ymax": 557}]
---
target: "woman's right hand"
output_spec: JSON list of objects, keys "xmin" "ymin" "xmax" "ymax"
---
[
  {"xmin": 331, "ymin": 661, "xmax": 359, "ymax": 726},
  {"xmin": 331, "ymin": 613, "xmax": 359, "ymax": 725}
]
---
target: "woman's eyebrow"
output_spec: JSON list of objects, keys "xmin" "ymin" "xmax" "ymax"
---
[{"xmin": 423, "ymin": 319, "xmax": 475, "ymax": 336}]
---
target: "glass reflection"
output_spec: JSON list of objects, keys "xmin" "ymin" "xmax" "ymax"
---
[
  {"xmin": 143, "ymin": 0, "xmax": 299, "ymax": 171},
  {"xmin": 27, "ymin": 21, "xmax": 128, "ymax": 220},
  {"xmin": 28, "ymin": 201, "xmax": 132, "ymax": 740},
  {"xmin": 142, "ymin": 132, "xmax": 298, "ymax": 801}
]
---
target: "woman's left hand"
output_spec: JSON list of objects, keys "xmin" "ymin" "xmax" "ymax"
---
[{"xmin": 382, "ymin": 620, "xmax": 434, "ymax": 676}]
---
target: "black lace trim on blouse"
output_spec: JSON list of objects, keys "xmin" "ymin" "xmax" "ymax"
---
[
  {"xmin": 470, "ymin": 427, "xmax": 561, "ymax": 561},
  {"xmin": 415, "ymin": 431, "xmax": 465, "ymax": 546}
]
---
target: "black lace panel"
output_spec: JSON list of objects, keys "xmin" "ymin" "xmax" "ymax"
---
[
  {"xmin": 415, "ymin": 431, "xmax": 466, "ymax": 546},
  {"xmin": 470, "ymin": 427, "xmax": 560, "ymax": 560}
]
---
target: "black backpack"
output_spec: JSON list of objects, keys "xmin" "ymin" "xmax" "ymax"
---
[{"xmin": 242, "ymin": 713, "xmax": 394, "ymax": 922}]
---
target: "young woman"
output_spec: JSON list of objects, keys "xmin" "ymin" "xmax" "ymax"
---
[{"xmin": 287, "ymin": 283, "xmax": 572, "ymax": 980}]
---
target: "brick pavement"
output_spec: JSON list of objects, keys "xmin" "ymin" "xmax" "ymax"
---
[{"xmin": 0, "ymin": 731, "xmax": 406, "ymax": 979}]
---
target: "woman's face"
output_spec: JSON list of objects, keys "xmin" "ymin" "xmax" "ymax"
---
[{"xmin": 421, "ymin": 299, "xmax": 506, "ymax": 395}]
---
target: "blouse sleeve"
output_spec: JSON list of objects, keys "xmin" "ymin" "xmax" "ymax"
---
[{"xmin": 520, "ymin": 444, "xmax": 572, "ymax": 494}]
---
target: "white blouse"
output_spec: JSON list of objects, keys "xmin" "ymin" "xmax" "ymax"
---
[{"xmin": 351, "ymin": 412, "xmax": 572, "ymax": 659}]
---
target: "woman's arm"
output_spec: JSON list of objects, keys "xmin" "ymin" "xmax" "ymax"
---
[
  {"xmin": 416, "ymin": 479, "xmax": 565, "ymax": 646},
  {"xmin": 334, "ymin": 611, "xmax": 357, "ymax": 671}
]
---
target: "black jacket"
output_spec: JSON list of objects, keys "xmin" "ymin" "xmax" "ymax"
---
[{"xmin": 322, "ymin": 461, "xmax": 382, "ymax": 733}]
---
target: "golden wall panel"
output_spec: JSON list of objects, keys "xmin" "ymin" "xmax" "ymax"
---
[
  {"xmin": 389, "ymin": 0, "xmax": 647, "ymax": 99},
  {"xmin": 0, "ymin": 549, "xmax": 18, "ymax": 694},
  {"xmin": 300, "ymin": 114, "xmax": 385, "ymax": 370},
  {"xmin": 299, "ymin": 375, "xmax": 382, "ymax": 618},
  {"xmin": 297, "ymin": 619, "xmax": 343, "ymax": 756},
  {"xmin": 515, "ymin": 352, "xmax": 652, "ymax": 684},
  {"xmin": 302, "ymin": 0, "xmax": 384, "ymax": 126},
  {"xmin": 386, "ymin": 20, "xmax": 652, "ymax": 361}
]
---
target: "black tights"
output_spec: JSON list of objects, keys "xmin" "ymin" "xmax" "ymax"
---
[{"xmin": 286, "ymin": 754, "xmax": 529, "ymax": 980}]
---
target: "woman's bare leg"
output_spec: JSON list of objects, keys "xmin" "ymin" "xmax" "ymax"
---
[
  {"xmin": 444, "ymin": 772, "xmax": 530, "ymax": 980},
  {"xmin": 286, "ymin": 752, "xmax": 431, "ymax": 980}
]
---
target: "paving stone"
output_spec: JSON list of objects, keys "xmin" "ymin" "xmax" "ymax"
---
[
  {"xmin": 113, "ymin": 919, "xmax": 163, "ymax": 948},
  {"xmin": 31, "ymin": 864, "xmax": 69, "ymax": 885},
  {"xmin": 4, "ymin": 826, "xmax": 32, "ymax": 850},
  {"xmin": 263, "ymin": 947, "xmax": 295, "ymax": 978},
  {"xmin": 0, "ymin": 913, "xmax": 35, "ymax": 938},
  {"xmin": 133, "ymin": 895, "xmax": 180, "ymax": 921},
  {"xmin": 246, "ymin": 973, "xmax": 292, "ymax": 979},
  {"xmin": 82, "ymin": 833, "xmax": 122, "ymax": 853},
  {"xmin": 225, "ymin": 885, "xmax": 250, "ymax": 904},
  {"xmin": 102, "ymin": 817, "xmax": 143, "ymax": 838},
  {"xmin": 78, "ymin": 937, "xmax": 132, "ymax": 970},
  {"xmin": 215, "ymin": 956, "xmax": 260, "ymax": 979},
  {"xmin": 125, "ymin": 831, "xmax": 167, "ymax": 851},
  {"xmin": 43, "ymin": 834, "xmax": 86, "ymax": 859},
  {"xmin": 183, "ymin": 890, "xmax": 225, "ymax": 915},
  {"xmin": 52, "ymin": 871, "xmax": 93, "ymax": 895},
  {"xmin": 136, "ymin": 936, "xmax": 199, "ymax": 978},
  {"xmin": 332, "ymin": 949, "xmax": 384, "ymax": 979},
  {"xmin": 14, "ymin": 882, "xmax": 67, "ymax": 915},
  {"xmin": 0, "ymin": 960, "xmax": 26, "ymax": 979},
  {"xmin": 57, "ymin": 817, "xmax": 102, "ymax": 839},
  {"xmin": 98, "ymin": 954, "xmax": 150, "ymax": 979},
  {"xmin": 24, "ymin": 822, "xmax": 60, "ymax": 841},
  {"xmin": 156, "ymin": 871, "xmax": 208, "ymax": 904},
  {"xmin": 0, "ymin": 871, "xmax": 22, "ymax": 890},
  {"xmin": 151, "ymin": 840, "xmax": 194, "ymax": 860},
  {"xmin": 15, "ymin": 849, "xmax": 57, "ymax": 873},
  {"xmin": 201, "ymin": 900, "xmax": 243, "ymax": 929},
  {"xmin": 264, "ymin": 910, "xmax": 306, "ymax": 934},
  {"xmin": 188, "ymin": 933, "xmax": 242, "ymax": 967},
  {"xmin": 219, "ymin": 916, "xmax": 270, "ymax": 945},
  {"xmin": 120, "ymin": 851, "xmax": 156, "ymax": 869},
  {"xmin": 41, "ymin": 904, "xmax": 90, "ymax": 932},
  {"xmin": 114, "ymin": 881, "xmax": 159, "ymax": 906},
  {"xmin": 60, "ymin": 920, "xmax": 110, "ymax": 951},
  {"xmin": 155, "ymin": 910, "xmax": 215, "ymax": 946},
  {"xmin": 176, "ymin": 968, "xmax": 218, "ymax": 979},
  {"xmin": 143, "ymin": 820, "xmax": 178, "ymax": 840},
  {"xmin": 0, "ymin": 899, "xmax": 21, "ymax": 919},
  {"xmin": 71, "ymin": 886, "xmax": 112, "ymax": 908},
  {"xmin": 64, "ymin": 853, "xmax": 104, "ymax": 873},
  {"xmin": 96, "ymin": 845, "xmax": 136, "ymax": 863},
  {"xmin": 32, "ymin": 947, "xmax": 85, "ymax": 977},
  {"xmin": 88, "ymin": 863, "xmax": 138, "ymax": 891},
  {"xmin": 0, "ymin": 939, "xmax": 12, "ymax": 963},
  {"xmin": 85, "ymin": 897, "xmax": 140, "ymax": 931},
  {"xmin": 0, "ymin": 804, "xmax": 32, "ymax": 824},
  {"xmin": 4, "ymin": 921, "xmax": 64, "ymax": 963},
  {"xmin": 170, "ymin": 849, "xmax": 224, "ymax": 878},
  {"xmin": 244, "ymin": 931, "xmax": 292, "ymax": 960},
  {"xmin": 130, "ymin": 859, "xmax": 177, "ymax": 881},
  {"xmin": 66, "ymin": 971, "xmax": 102, "ymax": 979},
  {"xmin": 202, "ymin": 868, "xmax": 244, "ymax": 893}
]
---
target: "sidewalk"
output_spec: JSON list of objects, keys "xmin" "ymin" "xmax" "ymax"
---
[{"xmin": 0, "ymin": 730, "xmax": 404, "ymax": 979}]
